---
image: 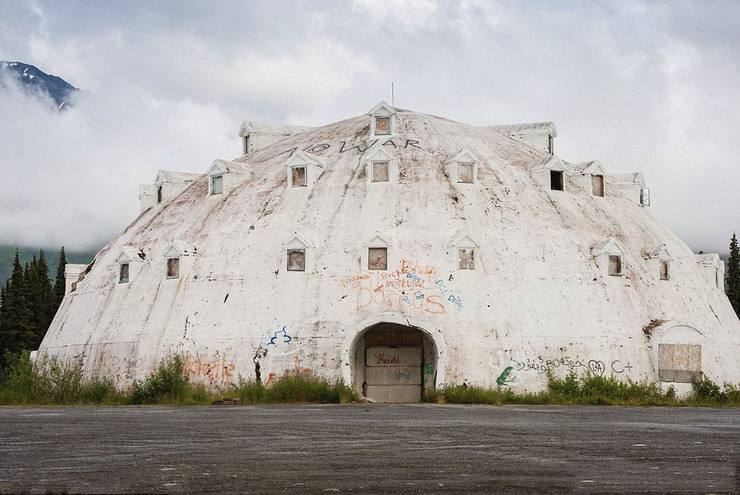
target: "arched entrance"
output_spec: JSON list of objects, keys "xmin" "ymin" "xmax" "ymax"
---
[{"xmin": 348, "ymin": 321, "xmax": 440, "ymax": 403}]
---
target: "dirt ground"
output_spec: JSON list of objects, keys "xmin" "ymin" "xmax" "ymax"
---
[{"xmin": 0, "ymin": 404, "xmax": 738, "ymax": 493}]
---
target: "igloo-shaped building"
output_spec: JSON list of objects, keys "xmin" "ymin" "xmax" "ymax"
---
[{"xmin": 39, "ymin": 102, "xmax": 740, "ymax": 402}]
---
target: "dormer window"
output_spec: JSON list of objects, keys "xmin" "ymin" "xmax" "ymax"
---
[
  {"xmin": 368, "ymin": 248, "xmax": 387, "ymax": 270},
  {"xmin": 550, "ymin": 170, "xmax": 564, "ymax": 191},
  {"xmin": 592, "ymin": 238, "xmax": 626, "ymax": 278},
  {"xmin": 210, "ymin": 175, "xmax": 223, "ymax": 195},
  {"xmin": 285, "ymin": 151, "xmax": 323, "ymax": 189},
  {"xmin": 116, "ymin": 246, "xmax": 145, "ymax": 285},
  {"xmin": 368, "ymin": 101, "xmax": 397, "ymax": 138},
  {"xmin": 451, "ymin": 233, "xmax": 479, "ymax": 271},
  {"xmin": 164, "ymin": 240, "xmax": 195, "ymax": 280},
  {"xmin": 156, "ymin": 185, "xmax": 163, "ymax": 204},
  {"xmin": 291, "ymin": 166, "xmax": 307, "ymax": 187},
  {"xmin": 445, "ymin": 149, "xmax": 478, "ymax": 185},
  {"xmin": 371, "ymin": 161, "xmax": 389, "ymax": 182},
  {"xmin": 660, "ymin": 260, "xmax": 670, "ymax": 281}
]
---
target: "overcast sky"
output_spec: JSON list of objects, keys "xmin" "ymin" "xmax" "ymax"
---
[{"xmin": 1, "ymin": 0, "xmax": 738, "ymax": 254}]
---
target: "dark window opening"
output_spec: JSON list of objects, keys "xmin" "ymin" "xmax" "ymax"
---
[
  {"xmin": 119, "ymin": 263, "xmax": 129, "ymax": 284},
  {"xmin": 292, "ymin": 166, "xmax": 307, "ymax": 187},
  {"xmin": 166, "ymin": 257, "xmax": 180, "ymax": 278},
  {"xmin": 287, "ymin": 249, "xmax": 306, "ymax": 271},
  {"xmin": 660, "ymin": 260, "xmax": 670, "ymax": 281},
  {"xmin": 608, "ymin": 255, "xmax": 623, "ymax": 276},
  {"xmin": 368, "ymin": 247, "xmax": 387, "ymax": 270},
  {"xmin": 156, "ymin": 185, "xmax": 163, "ymax": 204},
  {"xmin": 550, "ymin": 170, "xmax": 564, "ymax": 191}
]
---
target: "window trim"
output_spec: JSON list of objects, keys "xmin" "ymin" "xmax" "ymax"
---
[
  {"xmin": 166, "ymin": 257, "xmax": 180, "ymax": 279},
  {"xmin": 210, "ymin": 174, "xmax": 224, "ymax": 195},
  {"xmin": 608, "ymin": 254, "xmax": 624, "ymax": 276},
  {"xmin": 458, "ymin": 247, "xmax": 476, "ymax": 270},
  {"xmin": 287, "ymin": 248, "xmax": 306, "ymax": 272},
  {"xmin": 371, "ymin": 160, "xmax": 390, "ymax": 182},
  {"xmin": 368, "ymin": 247, "xmax": 388, "ymax": 271},
  {"xmin": 118, "ymin": 263, "xmax": 130, "ymax": 284},
  {"xmin": 291, "ymin": 165, "xmax": 307, "ymax": 188}
]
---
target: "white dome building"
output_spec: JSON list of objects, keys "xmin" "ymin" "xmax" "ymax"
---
[{"xmin": 39, "ymin": 102, "xmax": 740, "ymax": 402}]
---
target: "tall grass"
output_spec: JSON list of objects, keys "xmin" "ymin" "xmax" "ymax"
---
[
  {"xmin": 0, "ymin": 352, "xmax": 358, "ymax": 406},
  {"xmin": 424, "ymin": 371, "xmax": 740, "ymax": 407}
]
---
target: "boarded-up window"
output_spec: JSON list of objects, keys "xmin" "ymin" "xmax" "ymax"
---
[
  {"xmin": 458, "ymin": 163, "xmax": 474, "ymax": 183},
  {"xmin": 608, "ymin": 255, "xmax": 623, "ymax": 276},
  {"xmin": 368, "ymin": 247, "xmax": 387, "ymax": 270},
  {"xmin": 211, "ymin": 175, "xmax": 223, "ymax": 195},
  {"xmin": 166, "ymin": 257, "xmax": 180, "ymax": 278},
  {"xmin": 550, "ymin": 170, "xmax": 564, "ymax": 191},
  {"xmin": 592, "ymin": 175, "xmax": 604, "ymax": 197},
  {"xmin": 658, "ymin": 343, "xmax": 701, "ymax": 383},
  {"xmin": 458, "ymin": 248, "xmax": 475, "ymax": 269},
  {"xmin": 119, "ymin": 263, "xmax": 129, "ymax": 283},
  {"xmin": 660, "ymin": 260, "xmax": 670, "ymax": 281},
  {"xmin": 291, "ymin": 166, "xmax": 306, "ymax": 187},
  {"xmin": 287, "ymin": 249, "xmax": 306, "ymax": 271},
  {"xmin": 375, "ymin": 116, "xmax": 391, "ymax": 135},
  {"xmin": 372, "ymin": 161, "xmax": 389, "ymax": 182}
]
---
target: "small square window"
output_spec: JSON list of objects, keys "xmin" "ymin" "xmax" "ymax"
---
[
  {"xmin": 119, "ymin": 263, "xmax": 130, "ymax": 283},
  {"xmin": 166, "ymin": 257, "xmax": 180, "ymax": 278},
  {"xmin": 375, "ymin": 116, "xmax": 391, "ymax": 135},
  {"xmin": 372, "ymin": 161, "xmax": 389, "ymax": 182},
  {"xmin": 287, "ymin": 249, "xmax": 306, "ymax": 271},
  {"xmin": 608, "ymin": 255, "xmax": 623, "ymax": 276},
  {"xmin": 458, "ymin": 248, "xmax": 475, "ymax": 270},
  {"xmin": 211, "ymin": 175, "xmax": 223, "ymax": 195},
  {"xmin": 292, "ymin": 166, "xmax": 307, "ymax": 187},
  {"xmin": 550, "ymin": 170, "xmax": 564, "ymax": 191},
  {"xmin": 458, "ymin": 163, "xmax": 474, "ymax": 183},
  {"xmin": 368, "ymin": 247, "xmax": 387, "ymax": 270},
  {"xmin": 659, "ymin": 260, "xmax": 670, "ymax": 281}
]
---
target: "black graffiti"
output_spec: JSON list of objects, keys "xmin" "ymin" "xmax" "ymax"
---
[
  {"xmin": 339, "ymin": 139, "xmax": 378, "ymax": 153},
  {"xmin": 516, "ymin": 356, "xmax": 632, "ymax": 376},
  {"xmin": 304, "ymin": 143, "xmax": 330, "ymax": 153}
]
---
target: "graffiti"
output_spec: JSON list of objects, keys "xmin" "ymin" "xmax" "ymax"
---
[
  {"xmin": 344, "ymin": 259, "xmax": 463, "ymax": 314},
  {"xmin": 102, "ymin": 356, "xmax": 143, "ymax": 380},
  {"xmin": 268, "ymin": 326, "xmax": 292, "ymax": 346},
  {"xmin": 262, "ymin": 326, "xmax": 300, "ymax": 356},
  {"xmin": 374, "ymin": 353, "xmax": 400, "ymax": 366},
  {"xmin": 496, "ymin": 366, "xmax": 516, "ymax": 386},
  {"xmin": 267, "ymin": 138, "xmax": 423, "ymax": 160},
  {"xmin": 394, "ymin": 369, "xmax": 411, "ymax": 381},
  {"xmin": 423, "ymin": 362, "xmax": 435, "ymax": 385},
  {"xmin": 510, "ymin": 356, "xmax": 634, "ymax": 376},
  {"xmin": 183, "ymin": 353, "xmax": 235, "ymax": 381},
  {"xmin": 265, "ymin": 355, "xmax": 313, "ymax": 385}
]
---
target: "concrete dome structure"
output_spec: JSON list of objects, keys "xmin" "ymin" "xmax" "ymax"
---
[{"xmin": 39, "ymin": 102, "xmax": 740, "ymax": 402}]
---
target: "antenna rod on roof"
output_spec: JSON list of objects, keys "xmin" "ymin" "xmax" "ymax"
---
[{"xmin": 391, "ymin": 82, "xmax": 395, "ymax": 107}]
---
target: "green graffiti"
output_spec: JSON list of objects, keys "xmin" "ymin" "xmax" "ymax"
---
[
  {"xmin": 496, "ymin": 366, "xmax": 515, "ymax": 386},
  {"xmin": 423, "ymin": 362, "xmax": 434, "ymax": 384}
]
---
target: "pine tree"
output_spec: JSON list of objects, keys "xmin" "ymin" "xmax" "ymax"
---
[
  {"xmin": 0, "ymin": 250, "xmax": 35, "ymax": 358},
  {"xmin": 727, "ymin": 233, "xmax": 740, "ymax": 317},
  {"xmin": 53, "ymin": 246, "xmax": 67, "ymax": 309},
  {"xmin": 36, "ymin": 249, "xmax": 56, "ymax": 335}
]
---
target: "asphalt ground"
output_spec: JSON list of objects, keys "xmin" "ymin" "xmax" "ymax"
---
[{"xmin": 0, "ymin": 404, "xmax": 738, "ymax": 494}]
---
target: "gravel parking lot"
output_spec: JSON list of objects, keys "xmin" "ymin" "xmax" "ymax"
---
[{"xmin": 1, "ymin": 404, "xmax": 738, "ymax": 493}]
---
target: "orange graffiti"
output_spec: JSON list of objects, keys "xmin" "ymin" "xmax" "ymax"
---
[{"xmin": 182, "ymin": 354, "xmax": 235, "ymax": 381}]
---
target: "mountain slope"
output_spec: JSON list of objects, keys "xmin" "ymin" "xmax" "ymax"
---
[{"xmin": 0, "ymin": 61, "xmax": 78, "ymax": 109}]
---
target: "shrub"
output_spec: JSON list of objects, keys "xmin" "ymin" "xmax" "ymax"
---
[
  {"xmin": 229, "ymin": 371, "xmax": 358, "ymax": 404},
  {"xmin": 129, "ymin": 355, "xmax": 189, "ymax": 404}
]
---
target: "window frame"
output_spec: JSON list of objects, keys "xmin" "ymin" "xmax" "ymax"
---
[
  {"xmin": 166, "ymin": 257, "xmax": 180, "ymax": 279},
  {"xmin": 368, "ymin": 247, "xmax": 388, "ymax": 271},
  {"xmin": 374, "ymin": 116, "xmax": 391, "ymax": 136},
  {"xmin": 458, "ymin": 247, "xmax": 476, "ymax": 270},
  {"xmin": 608, "ymin": 254, "xmax": 624, "ymax": 276},
  {"xmin": 371, "ymin": 161, "xmax": 390, "ymax": 182},
  {"xmin": 291, "ymin": 165, "xmax": 307, "ymax": 188},
  {"xmin": 210, "ymin": 174, "xmax": 224, "ymax": 195},
  {"xmin": 118, "ymin": 263, "xmax": 130, "ymax": 284},
  {"xmin": 287, "ymin": 249, "xmax": 306, "ymax": 272}
]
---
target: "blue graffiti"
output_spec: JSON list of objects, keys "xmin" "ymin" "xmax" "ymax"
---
[{"xmin": 268, "ymin": 326, "xmax": 292, "ymax": 346}]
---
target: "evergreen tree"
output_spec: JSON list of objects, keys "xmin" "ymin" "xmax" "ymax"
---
[
  {"xmin": 53, "ymin": 246, "xmax": 67, "ymax": 308},
  {"xmin": 727, "ymin": 233, "xmax": 740, "ymax": 317},
  {"xmin": 0, "ymin": 250, "xmax": 35, "ymax": 359},
  {"xmin": 36, "ymin": 249, "xmax": 56, "ymax": 334}
]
